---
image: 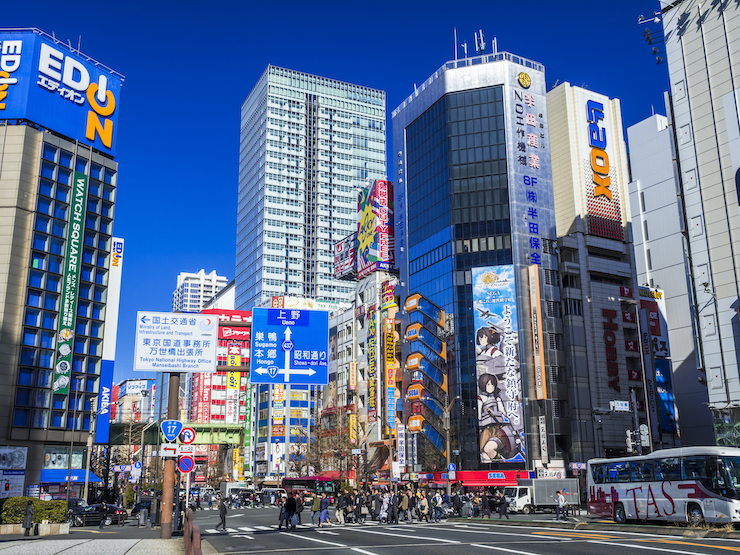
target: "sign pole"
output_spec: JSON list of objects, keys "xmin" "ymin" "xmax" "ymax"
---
[{"xmin": 160, "ymin": 372, "xmax": 180, "ymax": 539}]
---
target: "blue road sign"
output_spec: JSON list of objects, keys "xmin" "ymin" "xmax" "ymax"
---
[
  {"xmin": 251, "ymin": 308, "xmax": 329, "ymax": 385},
  {"xmin": 133, "ymin": 461, "xmax": 142, "ymax": 469},
  {"xmin": 178, "ymin": 456, "xmax": 194, "ymax": 474},
  {"xmin": 161, "ymin": 420, "xmax": 183, "ymax": 442},
  {"xmin": 448, "ymin": 463, "xmax": 456, "ymax": 472}
]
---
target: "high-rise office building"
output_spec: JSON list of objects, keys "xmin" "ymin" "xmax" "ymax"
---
[
  {"xmin": 236, "ymin": 66, "xmax": 386, "ymax": 311},
  {"xmin": 0, "ymin": 28, "xmax": 123, "ymax": 495},
  {"xmin": 172, "ymin": 269, "xmax": 228, "ymax": 312},
  {"xmin": 651, "ymin": 0, "xmax": 740, "ymax": 442},
  {"xmin": 393, "ymin": 52, "xmax": 566, "ymax": 472}
]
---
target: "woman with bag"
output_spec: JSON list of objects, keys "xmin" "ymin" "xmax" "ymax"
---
[
  {"xmin": 418, "ymin": 492, "xmax": 429, "ymax": 522},
  {"xmin": 23, "ymin": 500, "xmax": 34, "ymax": 537}
]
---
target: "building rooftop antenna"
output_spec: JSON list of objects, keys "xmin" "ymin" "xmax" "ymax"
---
[{"xmin": 474, "ymin": 30, "xmax": 486, "ymax": 54}]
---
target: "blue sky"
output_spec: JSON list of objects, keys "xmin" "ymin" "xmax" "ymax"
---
[{"xmin": 5, "ymin": 0, "xmax": 668, "ymax": 385}]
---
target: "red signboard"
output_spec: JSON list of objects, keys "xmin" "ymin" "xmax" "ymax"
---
[
  {"xmin": 619, "ymin": 286, "xmax": 633, "ymax": 298},
  {"xmin": 201, "ymin": 309, "xmax": 252, "ymax": 324},
  {"xmin": 219, "ymin": 326, "xmax": 251, "ymax": 340}
]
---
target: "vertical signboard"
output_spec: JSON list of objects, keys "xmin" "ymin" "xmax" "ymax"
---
[
  {"xmin": 52, "ymin": 171, "xmax": 88, "ymax": 395},
  {"xmin": 200, "ymin": 373, "xmax": 212, "ymax": 423},
  {"xmin": 243, "ymin": 383, "xmax": 253, "ymax": 473},
  {"xmin": 367, "ymin": 311, "xmax": 377, "ymax": 422},
  {"xmin": 357, "ymin": 180, "xmax": 395, "ymax": 279},
  {"xmin": 538, "ymin": 415, "xmax": 549, "ymax": 464},
  {"xmin": 472, "ymin": 265, "xmax": 525, "ymax": 463},
  {"xmin": 334, "ymin": 233, "xmax": 358, "ymax": 280},
  {"xmin": 349, "ymin": 414, "xmax": 357, "ymax": 444},
  {"xmin": 385, "ymin": 318, "xmax": 396, "ymax": 430},
  {"xmin": 349, "ymin": 361, "xmax": 356, "ymax": 391},
  {"xmin": 654, "ymin": 359, "xmax": 677, "ymax": 433},
  {"xmin": 96, "ymin": 237, "xmax": 123, "ymax": 442},
  {"xmin": 397, "ymin": 423, "xmax": 406, "ymax": 467},
  {"xmin": 226, "ymin": 370, "xmax": 239, "ymax": 424},
  {"xmin": 639, "ymin": 307, "xmax": 660, "ymax": 440},
  {"xmin": 528, "ymin": 265, "xmax": 547, "ymax": 400}
]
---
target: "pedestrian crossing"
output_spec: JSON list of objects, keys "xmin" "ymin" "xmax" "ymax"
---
[{"xmin": 201, "ymin": 519, "xmax": 445, "ymax": 536}]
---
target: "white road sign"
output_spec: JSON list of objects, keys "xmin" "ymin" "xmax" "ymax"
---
[{"xmin": 134, "ymin": 312, "xmax": 217, "ymax": 372}]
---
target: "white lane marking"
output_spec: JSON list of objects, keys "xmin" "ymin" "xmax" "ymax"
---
[
  {"xmin": 432, "ymin": 526, "xmax": 572, "ymax": 541},
  {"xmin": 233, "ymin": 534, "xmax": 254, "ymax": 539},
  {"xmin": 238, "ymin": 527, "xmax": 255, "ymax": 532},
  {"xmin": 205, "ymin": 529, "xmax": 219, "ymax": 534},
  {"xmin": 352, "ymin": 549, "xmax": 379, "ymax": 555},
  {"xmin": 317, "ymin": 530, "xmax": 340, "ymax": 535},
  {"xmin": 254, "ymin": 525, "xmax": 272, "ymax": 530},
  {"xmin": 225, "ymin": 528, "xmax": 239, "ymax": 533},
  {"xmin": 587, "ymin": 540, "xmax": 699, "ymax": 555},
  {"xmin": 473, "ymin": 523, "xmax": 673, "ymax": 540},
  {"xmin": 351, "ymin": 527, "xmax": 460, "ymax": 543},
  {"xmin": 279, "ymin": 531, "xmax": 346, "ymax": 547},
  {"xmin": 471, "ymin": 544, "xmax": 540, "ymax": 555}
]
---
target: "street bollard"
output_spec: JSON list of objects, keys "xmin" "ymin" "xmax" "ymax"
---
[{"xmin": 140, "ymin": 507, "xmax": 149, "ymax": 528}]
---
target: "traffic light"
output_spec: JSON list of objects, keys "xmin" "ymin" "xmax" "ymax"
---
[
  {"xmin": 626, "ymin": 430, "xmax": 634, "ymax": 453},
  {"xmin": 339, "ymin": 452, "xmax": 345, "ymax": 460}
]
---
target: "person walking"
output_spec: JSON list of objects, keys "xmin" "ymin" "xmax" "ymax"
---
[
  {"xmin": 319, "ymin": 492, "xmax": 331, "ymax": 527},
  {"xmin": 408, "ymin": 490, "xmax": 417, "ymax": 521},
  {"xmin": 482, "ymin": 492, "xmax": 491, "ymax": 519},
  {"xmin": 216, "ymin": 498, "xmax": 228, "ymax": 531},
  {"xmin": 556, "ymin": 490, "xmax": 567, "ymax": 521},
  {"xmin": 311, "ymin": 492, "xmax": 321, "ymax": 526},
  {"xmin": 98, "ymin": 501, "xmax": 108, "ymax": 530},
  {"xmin": 23, "ymin": 500, "xmax": 34, "ymax": 537},
  {"xmin": 336, "ymin": 489, "xmax": 347, "ymax": 524},
  {"xmin": 496, "ymin": 491, "xmax": 510, "ymax": 519},
  {"xmin": 418, "ymin": 492, "xmax": 429, "ymax": 522},
  {"xmin": 373, "ymin": 490, "xmax": 382, "ymax": 521},
  {"xmin": 284, "ymin": 492, "xmax": 297, "ymax": 531},
  {"xmin": 277, "ymin": 498, "xmax": 286, "ymax": 530},
  {"xmin": 400, "ymin": 490, "xmax": 409, "ymax": 521},
  {"xmin": 296, "ymin": 493, "xmax": 304, "ymax": 525}
]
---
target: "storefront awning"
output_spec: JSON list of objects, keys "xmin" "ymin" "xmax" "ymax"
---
[{"xmin": 40, "ymin": 469, "xmax": 102, "ymax": 483}]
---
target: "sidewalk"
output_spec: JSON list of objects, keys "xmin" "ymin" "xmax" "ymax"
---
[{"xmin": 0, "ymin": 538, "xmax": 184, "ymax": 555}]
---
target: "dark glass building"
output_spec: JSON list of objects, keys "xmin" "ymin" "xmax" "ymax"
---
[{"xmin": 393, "ymin": 53, "xmax": 568, "ymax": 473}]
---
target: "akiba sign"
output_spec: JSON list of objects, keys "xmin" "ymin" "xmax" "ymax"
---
[{"xmin": 0, "ymin": 29, "xmax": 123, "ymax": 155}]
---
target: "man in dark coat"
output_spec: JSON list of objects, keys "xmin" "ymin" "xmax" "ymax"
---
[
  {"xmin": 217, "ymin": 498, "xmax": 228, "ymax": 531},
  {"xmin": 99, "ymin": 502, "xmax": 108, "ymax": 529},
  {"xmin": 389, "ymin": 491, "xmax": 399, "ymax": 524},
  {"xmin": 284, "ymin": 492, "xmax": 297, "ymax": 531},
  {"xmin": 482, "ymin": 493, "xmax": 491, "ymax": 518},
  {"xmin": 23, "ymin": 500, "xmax": 34, "ymax": 536},
  {"xmin": 295, "ymin": 493, "xmax": 304, "ymax": 525},
  {"xmin": 373, "ymin": 490, "xmax": 382, "ymax": 521}
]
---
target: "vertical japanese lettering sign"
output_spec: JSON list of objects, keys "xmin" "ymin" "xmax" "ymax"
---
[
  {"xmin": 52, "ymin": 171, "xmax": 88, "ymax": 395},
  {"xmin": 367, "ymin": 311, "xmax": 377, "ymax": 421},
  {"xmin": 385, "ymin": 318, "xmax": 395, "ymax": 430},
  {"xmin": 528, "ymin": 265, "xmax": 547, "ymax": 400},
  {"xmin": 472, "ymin": 266, "xmax": 525, "ymax": 463}
]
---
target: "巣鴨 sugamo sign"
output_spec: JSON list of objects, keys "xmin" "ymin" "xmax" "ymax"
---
[
  {"xmin": 250, "ymin": 308, "xmax": 329, "ymax": 385},
  {"xmin": 134, "ymin": 312, "xmax": 217, "ymax": 372}
]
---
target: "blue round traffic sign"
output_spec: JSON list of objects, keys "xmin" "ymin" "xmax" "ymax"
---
[
  {"xmin": 178, "ymin": 455, "xmax": 194, "ymax": 474},
  {"xmin": 133, "ymin": 461, "xmax": 142, "ymax": 469},
  {"xmin": 448, "ymin": 463, "xmax": 456, "ymax": 471}
]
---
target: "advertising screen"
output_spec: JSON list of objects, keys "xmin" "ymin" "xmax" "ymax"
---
[
  {"xmin": 334, "ymin": 233, "xmax": 358, "ymax": 280},
  {"xmin": 472, "ymin": 265, "xmax": 525, "ymax": 463},
  {"xmin": 0, "ymin": 29, "xmax": 124, "ymax": 155},
  {"xmin": 357, "ymin": 180, "xmax": 395, "ymax": 278}
]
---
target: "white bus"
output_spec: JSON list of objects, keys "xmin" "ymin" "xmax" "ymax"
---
[{"xmin": 587, "ymin": 446, "xmax": 740, "ymax": 525}]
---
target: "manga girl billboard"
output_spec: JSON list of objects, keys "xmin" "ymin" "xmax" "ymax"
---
[{"xmin": 472, "ymin": 265, "xmax": 525, "ymax": 463}]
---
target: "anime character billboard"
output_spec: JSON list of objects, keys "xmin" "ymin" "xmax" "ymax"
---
[{"xmin": 472, "ymin": 265, "xmax": 525, "ymax": 463}]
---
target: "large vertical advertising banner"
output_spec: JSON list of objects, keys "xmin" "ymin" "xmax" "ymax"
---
[
  {"xmin": 367, "ymin": 311, "xmax": 377, "ymax": 422},
  {"xmin": 226, "ymin": 370, "xmax": 239, "ymax": 424},
  {"xmin": 528, "ymin": 265, "xmax": 547, "ymax": 400},
  {"xmin": 52, "ymin": 171, "xmax": 88, "ymax": 395},
  {"xmin": 0, "ymin": 30, "xmax": 123, "ymax": 155},
  {"xmin": 96, "ymin": 237, "xmax": 123, "ymax": 443},
  {"xmin": 385, "ymin": 318, "xmax": 395, "ymax": 430},
  {"xmin": 357, "ymin": 180, "xmax": 394, "ymax": 278},
  {"xmin": 243, "ymin": 384, "xmax": 252, "ymax": 475},
  {"xmin": 472, "ymin": 265, "xmax": 525, "ymax": 463}
]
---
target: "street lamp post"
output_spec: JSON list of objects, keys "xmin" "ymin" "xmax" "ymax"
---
[
  {"xmin": 443, "ymin": 394, "xmax": 460, "ymax": 497},
  {"xmin": 138, "ymin": 419, "xmax": 159, "ymax": 504}
]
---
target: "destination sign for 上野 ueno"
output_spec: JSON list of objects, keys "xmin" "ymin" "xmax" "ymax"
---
[{"xmin": 134, "ymin": 312, "xmax": 217, "ymax": 372}]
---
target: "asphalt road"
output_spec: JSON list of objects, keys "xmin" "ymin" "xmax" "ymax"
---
[{"xmin": 194, "ymin": 506, "xmax": 740, "ymax": 555}]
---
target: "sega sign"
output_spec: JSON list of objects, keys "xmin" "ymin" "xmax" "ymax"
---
[{"xmin": 0, "ymin": 29, "xmax": 123, "ymax": 155}]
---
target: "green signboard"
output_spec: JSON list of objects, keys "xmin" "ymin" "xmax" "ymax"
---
[{"xmin": 52, "ymin": 171, "xmax": 89, "ymax": 395}]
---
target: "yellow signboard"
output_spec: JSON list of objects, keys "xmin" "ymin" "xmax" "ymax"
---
[
  {"xmin": 350, "ymin": 414, "xmax": 357, "ymax": 444},
  {"xmin": 228, "ymin": 355, "xmax": 241, "ymax": 367},
  {"xmin": 227, "ymin": 371, "xmax": 240, "ymax": 390}
]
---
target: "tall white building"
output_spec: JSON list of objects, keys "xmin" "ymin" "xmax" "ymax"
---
[
  {"xmin": 172, "ymin": 269, "xmax": 228, "ymax": 312},
  {"xmin": 236, "ymin": 66, "xmax": 387, "ymax": 311},
  {"xmin": 648, "ymin": 0, "xmax": 740, "ymax": 443}
]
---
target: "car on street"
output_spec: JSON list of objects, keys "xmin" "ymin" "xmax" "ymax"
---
[{"xmin": 74, "ymin": 503, "xmax": 127, "ymax": 526}]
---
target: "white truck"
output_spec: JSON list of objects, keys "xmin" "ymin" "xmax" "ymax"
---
[
  {"xmin": 503, "ymin": 478, "xmax": 580, "ymax": 514},
  {"xmin": 220, "ymin": 481, "xmax": 248, "ymax": 498}
]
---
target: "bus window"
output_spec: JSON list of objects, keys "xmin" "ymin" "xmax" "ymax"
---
[
  {"xmin": 592, "ymin": 463, "xmax": 606, "ymax": 484},
  {"xmin": 656, "ymin": 457, "xmax": 681, "ymax": 481},
  {"xmin": 609, "ymin": 462, "xmax": 630, "ymax": 483},
  {"xmin": 629, "ymin": 460, "xmax": 654, "ymax": 482},
  {"xmin": 683, "ymin": 456, "xmax": 713, "ymax": 481}
]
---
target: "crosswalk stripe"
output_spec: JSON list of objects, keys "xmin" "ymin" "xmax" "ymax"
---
[
  {"xmin": 254, "ymin": 525, "xmax": 272, "ymax": 530},
  {"xmin": 238, "ymin": 527, "xmax": 255, "ymax": 532},
  {"xmin": 205, "ymin": 529, "xmax": 219, "ymax": 534}
]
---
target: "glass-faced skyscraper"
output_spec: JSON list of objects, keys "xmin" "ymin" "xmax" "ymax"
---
[
  {"xmin": 393, "ymin": 53, "xmax": 566, "ymax": 471},
  {"xmin": 237, "ymin": 66, "xmax": 387, "ymax": 311}
]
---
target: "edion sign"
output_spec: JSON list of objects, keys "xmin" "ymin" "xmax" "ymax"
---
[{"xmin": 0, "ymin": 29, "xmax": 123, "ymax": 154}]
